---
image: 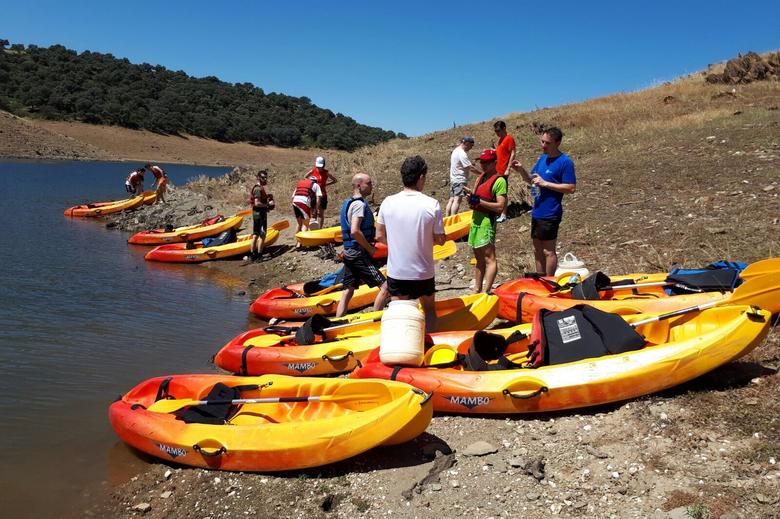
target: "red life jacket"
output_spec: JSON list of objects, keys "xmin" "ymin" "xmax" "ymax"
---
[
  {"xmin": 294, "ymin": 178, "xmax": 317, "ymax": 205},
  {"xmin": 249, "ymin": 183, "xmax": 268, "ymax": 206},
  {"xmin": 473, "ymin": 172, "xmax": 501, "ymax": 217},
  {"xmin": 309, "ymin": 167, "xmax": 328, "ymax": 195}
]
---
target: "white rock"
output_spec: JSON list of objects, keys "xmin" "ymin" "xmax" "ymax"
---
[{"xmin": 164, "ymin": 469, "xmax": 172, "ymax": 480}]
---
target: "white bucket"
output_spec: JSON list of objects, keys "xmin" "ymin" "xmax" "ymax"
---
[
  {"xmin": 379, "ymin": 300, "xmax": 425, "ymax": 366},
  {"xmin": 554, "ymin": 252, "xmax": 590, "ymax": 278}
]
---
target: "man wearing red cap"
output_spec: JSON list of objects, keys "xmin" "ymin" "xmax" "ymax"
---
[{"xmin": 464, "ymin": 149, "xmax": 507, "ymax": 293}]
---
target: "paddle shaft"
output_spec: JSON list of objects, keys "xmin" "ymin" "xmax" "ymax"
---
[
  {"xmin": 147, "ymin": 391, "xmax": 379, "ymax": 412},
  {"xmin": 261, "ymin": 316, "xmax": 383, "ymax": 344}
]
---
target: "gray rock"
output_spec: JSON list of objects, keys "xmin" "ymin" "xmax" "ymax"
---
[
  {"xmin": 719, "ymin": 512, "xmax": 740, "ymax": 519},
  {"xmin": 585, "ymin": 445, "xmax": 609, "ymax": 459},
  {"xmin": 132, "ymin": 503, "xmax": 152, "ymax": 514},
  {"xmin": 160, "ymin": 491, "xmax": 173, "ymax": 499},
  {"xmin": 461, "ymin": 441, "xmax": 498, "ymax": 457},
  {"xmin": 429, "ymin": 483, "xmax": 442, "ymax": 492},
  {"xmin": 508, "ymin": 457, "xmax": 528, "ymax": 468},
  {"xmin": 667, "ymin": 506, "xmax": 692, "ymax": 519}
]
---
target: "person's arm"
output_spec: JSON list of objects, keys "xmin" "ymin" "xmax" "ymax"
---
[
  {"xmin": 432, "ymin": 205, "xmax": 446, "ymax": 246},
  {"xmin": 537, "ymin": 159, "xmax": 576, "ymax": 194},
  {"xmin": 327, "ymin": 173, "xmax": 337, "ymax": 185},
  {"xmin": 474, "ymin": 195, "xmax": 507, "ymax": 214},
  {"xmin": 375, "ymin": 222, "xmax": 387, "ymax": 245},
  {"xmin": 505, "ymin": 149, "xmax": 516, "ymax": 175},
  {"xmin": 350, "ymin": 214, "xmax": 376, "ymax": 256},
  {"xmin": 509, "ymin": 160, "xmax": 533, "ymax": 184}
]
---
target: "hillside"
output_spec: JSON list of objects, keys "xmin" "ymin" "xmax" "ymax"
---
[
  {"xmin": 0, "ymin": 42, "xmax": 402, "ymax": 151},
  {"xmin": 97, "ymin": 54, "xmax": 780, "ymax": 519}
]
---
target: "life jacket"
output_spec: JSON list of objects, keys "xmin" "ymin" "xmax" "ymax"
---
[
  {"xmin": 149, "ymin": 165, "xmax": 166, "ymax": 180},
  {"xmin": 250, "ymin": 183, "xmax": 267, "ymax": 207},
  {"xmin": 340, "ymin": 196, "xmax": 375, "ymax": 249},
  {"xmin": 294, "ymin": 177, "xmax": 317, "ymax": 205},
  {"xmin": 310, "ymin": 167, "xmax": 329, "ymax": 194},
  {"xmin": 473, "ymin": 172, "xmax": 501, "ymax": 217}
]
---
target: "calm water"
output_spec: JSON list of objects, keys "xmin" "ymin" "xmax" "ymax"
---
[{"xmin": 0, "ymin": 160, "xmax": 258, "ymax": 518}]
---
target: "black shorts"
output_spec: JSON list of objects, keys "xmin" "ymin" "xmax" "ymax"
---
[
  {"xmin": 387, "ymin": 276, "xmax": 435, "ymax": 299},
  {"xmin": 531, "ymin": 217, "xmax": 561, "ymax": 241},
  {"xmin": 342, "ymin": 250, "xmax": 386, "ymax": 288},
  {"xmin": 320, "ymin": 195, "xmax": 328, "ymax": 211},
  {"xmin": 293, "ymin": 205, "xmax": 309, "ymax": 220},
  {"xmin": 252, "ymin": 210, "xmax": 267, "ymax": 237}
]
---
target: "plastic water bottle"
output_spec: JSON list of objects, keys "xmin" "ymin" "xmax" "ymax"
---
[{"xmin": 530, "ymin": 174, "xmax": 541, "ymax": 200}]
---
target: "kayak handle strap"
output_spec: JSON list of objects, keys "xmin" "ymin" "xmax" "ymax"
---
[{"xmin": 502, "ymin": 386, "xmax": 548, "ymax": 400}]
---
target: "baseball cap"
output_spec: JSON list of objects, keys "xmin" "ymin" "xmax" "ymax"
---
[
  {"xmin": 315, "ymin": 156, "xmax": 326, "ymax": 167},
  {"xmin": 462, "ymin": 136, "xmax": 475, "ymax": 143},
  {"xmin": 478, "ymin": 149, "xmax": 497, "ymax": 161}
]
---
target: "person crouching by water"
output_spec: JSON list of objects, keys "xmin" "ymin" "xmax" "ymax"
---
[
  {"xmin": 291, "ymin": 173, "xmax": 323, "ymax": 237},
  {"xmin": 376, "ymin": 156, "xmax": 445, "ymax": 333},
  {"xmin": 509, "ymin": 126, "xmax": 576, "ymax": 275},
  {"xmin": 464, "ymin": 149, "xmax": 507, "ymax": 294},
  {"xmin": 248, "ymin": 169, "xmax": 274, "ymax": 262},
  {"xmin": 146, "ymin": 163, "xmax": 168, "ymax": 204},
  {"xmin": 125, "ymin": 167, "xmax": 145, "ymax": 197},
  {"xmin": 335, "ymin": 173, "xmax": 390, "ymax": 317}
]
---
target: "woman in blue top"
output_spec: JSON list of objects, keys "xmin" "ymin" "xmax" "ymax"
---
[{"xmin": 509, "ymin": 127, "xmax": 576, "ymax": 275}]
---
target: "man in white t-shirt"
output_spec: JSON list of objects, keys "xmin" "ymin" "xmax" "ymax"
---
[
  {"xmin": 376, "ymin": 155, "xmax": 446, "ymax": 332},
  {"xmin": 446, "ymin": 136, "xmax": 479, "ymax": 216}
]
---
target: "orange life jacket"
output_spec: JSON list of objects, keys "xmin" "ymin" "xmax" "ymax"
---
[{"xmin": 293, "ymin": 178, "xmax": 317, "ymax": 203}]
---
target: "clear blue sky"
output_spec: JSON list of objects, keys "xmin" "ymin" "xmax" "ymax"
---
[{"xmin": 3, "ymin": 1, "xmax": 779, "ymax": 136}]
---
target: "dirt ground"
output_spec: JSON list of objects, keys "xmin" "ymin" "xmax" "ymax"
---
[{"xmin": 23, "ymin": 57, "xmax": 780, "ymax": 518}]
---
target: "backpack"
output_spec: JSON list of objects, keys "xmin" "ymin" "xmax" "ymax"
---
[
  {"xmin": 201, "ymin": 228, "xmax": 237, "ymax": 248},
  {"xmin": 526, "ymin": 305, "xmax": 645, "ymax": 367}
]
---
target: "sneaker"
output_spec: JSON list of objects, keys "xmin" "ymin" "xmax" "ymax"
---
[{"xmin": 496, "ymin": 215, "xmax": 507, "ymax": 223}]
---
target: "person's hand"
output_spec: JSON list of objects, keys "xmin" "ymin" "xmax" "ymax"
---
[
  {"xmin": 468, "ymin": 194, "xmax": 481, "ymax": 208},
  {"xmin": 510, "ymin": 159, "xmax": 522, "ymax": 169},
  {"xmin": 367, "ymin": 244, "xmax": 377, "ymax": 257},
  {"xmin": 531, "ymin": 174, "xmax": 543, "ymax": 186}
]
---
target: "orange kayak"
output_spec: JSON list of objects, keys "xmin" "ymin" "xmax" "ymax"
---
[
  {"xmin": 351, "ymin": 305, "xmax": 770, "ymax": 414},
  {"xmin": 128, "ymin": 213, "xmax": 246, "ymax": 245},
  {"xmin": 145, "ymin": 220, "xmax": 288, "ymax": 263},
  {"xmin": 64, "ymin": 194, "xmax": 145, "ymax": 217},
  {"xmin": 109, "ymin": 374, "xmax": 432, "ymax": 471},
  {"xmin": 216, "ymin": 293, "xmax": 498, "ymax": 376}
]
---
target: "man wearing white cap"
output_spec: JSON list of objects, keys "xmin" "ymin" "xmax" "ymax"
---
[{"xmin": 308, "ymin": 156, "xmax": 337, "ymax": 228}]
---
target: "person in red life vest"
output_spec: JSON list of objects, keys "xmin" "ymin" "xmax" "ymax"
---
[
  {"xmin": 463, "ymin": 149, "xmax": 508, "ymax": 293},
  {"xmin": 308, "ymin": 156, "xmax": 337, "ymax": 228},
  {"xmin": 335, "ymin": 173, "xmax": 389, "ymax": 317},
  {"xmin": 291, "ymin": 173, "xmax": 322, "ymax": 236},
  {"xmin": 492, "ymin": 120, "xmax": 516, "ymax": 223},
  {"xmin": 509, "ymin": 127, "xmax": 576, "ymax": 275},
  {"xmin": 145, "ymin": 163, "xmax": 168, "ymax": 204},
  {"xmin": 246, "ymin": 169, "xmax": 275, "ymax": 262},
  {"xmin": 125, "ymin": 167, "xmax": 145, "ymax": 197}
]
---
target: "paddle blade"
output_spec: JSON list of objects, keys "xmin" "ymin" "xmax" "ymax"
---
[
  {"xmin": 729, "ymin": 272, "xmax": 780, "ymax": 313},
  {"xmin": 740, "ymin": 258, "xmax": 780, "ymax": 280},
  {"xmin": 272, "ymin": 219, "xmax": 291, "ymax": 231},
  {"xmin": 433, "ymin": 240, "xmax": 457, "ymax": 260},
  {"xmin": 244, "ymin": 333, "xmax": 294, "ymax": 348},
  {"xmin": 236, "ymin": 209, "xmax": 252, "ymax": 217},
  {"xmin": 147, "ymin": 398, "xmax": 200, "ymax": 413}
]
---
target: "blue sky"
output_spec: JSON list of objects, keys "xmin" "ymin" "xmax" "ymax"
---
[{"xmin": 3, "ymin": 1, "xmax": 778, "ymax": 136}]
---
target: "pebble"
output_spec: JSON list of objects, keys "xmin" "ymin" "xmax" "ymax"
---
[
  {"xmin": 160, "ymin": 491, "xmax": 173, "ymax": 499},
  {"xmin": 450, "ymin": 480, "xmax": 460, "ymax": 488},
  {"xmin": 132, "ymin": 503, "xmax": 152, "ymax": 514},
  {"xmin": 429, "ymin": 483, "xmax": 442, "ymax": 492},
  {"xmin": 164, "ymin": 470, "xmax": 172, "ymax": 480},
  {"xmin": 461, "ymin": 441, "xmax": 498, "ymax": 457},
  {"xmin": 525, "ymin": 492, "xmax": 540, "ymax": 501},
  {"xmin": 507, "ymin": 457, "xmax": 527, "ymax": 468}
]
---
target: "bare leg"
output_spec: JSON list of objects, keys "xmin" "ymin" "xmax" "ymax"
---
[
  {"xmin": 372, "ymin": 282, "xmax": 390, "ymax": 312},
  {"xmin": 419, "ymin": 294, "xmax": 438, "ymax": 333},
  {"xmin": 482, "ymin": 244, "xmax": 498, "ymax": 292},
  {"xmin": 336, "ymin": 287, "xmax": 356, "ymax": 317},
  {"xmin": 532, "ymin": 238, "xmax": 546, "ymax": 274},
  {"xmin": 540, "ymin": 239, "xmax": 558, "ymax": 275},
  {"xmin": 256, "ymin": 234, "xmax": 266, "ymax": 257},
  {"xmin": 473, "ymin": 246, "xmax": 486, "ymax": 293}
]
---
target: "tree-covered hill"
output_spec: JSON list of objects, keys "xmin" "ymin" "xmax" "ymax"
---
[{"xmin": 0, "ymin": 41, "xmax": 404, "ymax": 151}]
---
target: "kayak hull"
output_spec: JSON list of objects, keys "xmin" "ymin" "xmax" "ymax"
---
[
  {"xmin": 64, "ymin": 195, "xmax": 144, "ymax": 217},
  {"xmin": 109, "ymin": 374, "xmax": 432, "ymax": 471},
  {"xmin": 351, "ymin": 306, "xmax": 770, "ymax": 413},
  {"xmin": 128, "ymin": 214, "xmax": 245, "ymax": 245},
  {"xmin": 216, "ymin": 294, "xmax": 498, "ymax": 376},
  {"xmin": 145, "ymin": 220, "xmax": 288, "ymax": 263}
]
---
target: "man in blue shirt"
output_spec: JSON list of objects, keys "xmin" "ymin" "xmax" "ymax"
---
[{"xmin": 509, "ymin": 127, "xmax": 576, "ymax": 275}]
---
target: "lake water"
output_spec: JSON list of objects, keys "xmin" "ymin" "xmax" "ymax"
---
[{"xmin": 0, "ymin": 160, "xmax": 258, "ymax": 518}]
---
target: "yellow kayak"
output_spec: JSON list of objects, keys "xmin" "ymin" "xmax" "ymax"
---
[
  {"xmin": 295, "ymin": 210, "xmax": 473, "ymax": 246},
  {"xmin": 64, "ymin": 194, "xmax": 144, "ymax": 217},
  {"xmin": 145, "ymin": 220, "xmax": 289, "ymax": 262},
  {"xmin": 110, "ymin": 374, "xmax": 432, "ymax": 471},
  {"xmin": 216, "ymin": 293, "xmax": 498, "ymax": 376},
  {"xmin": 128, "ymin": 212, "xmax": 247, "ymax": 245},
  {"xmin": 352, "ymin": 305, "xmax": 771, "ymax": 413}
]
